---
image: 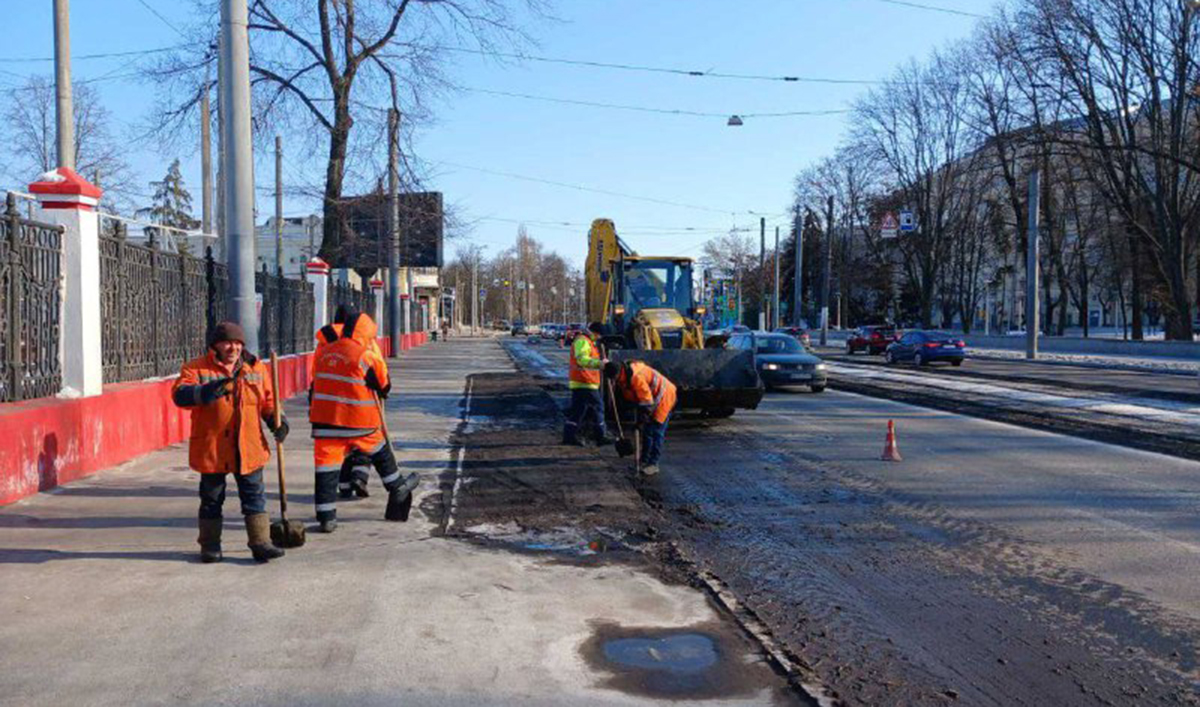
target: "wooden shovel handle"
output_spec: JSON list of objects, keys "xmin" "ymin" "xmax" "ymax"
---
[{"xmin": 269, "ymin": 351, "xmax": 289, "ymax": 516}]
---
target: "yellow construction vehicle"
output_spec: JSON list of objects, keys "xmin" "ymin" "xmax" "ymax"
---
[{"xmin": 586, "ymin": 218, "xmax": 763, "ymax": 417}]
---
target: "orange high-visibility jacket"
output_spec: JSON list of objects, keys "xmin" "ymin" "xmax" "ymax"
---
[
  {"xmin": 310, "ymin": 322, "xmax": 382, "ymax": 377},
  {"xmin": 619, "ymin": 361, "xmax": 676, "ymax": 424},
  {"xmin": 569, "ymin": 333, "xmax": 602, "ymax": 389},
  {"xmin": 309, "ymin": 312, "xmax": 390, "ymax": 436},
  {"xmin": 172, "ymin": 351, "xmax": 275, "ymax": 475}
]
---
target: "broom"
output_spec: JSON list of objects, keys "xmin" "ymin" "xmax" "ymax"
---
[
  {"xmin": 607, "ymin": 379, "xmax": 637, "ymax": 458},
  {"xmin": 269, "ymin": 351, "xmax": 306, "ymax": 548}
]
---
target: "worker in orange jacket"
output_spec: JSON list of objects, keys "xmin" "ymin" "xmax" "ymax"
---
[
  {"xmin": 171, "ymin": 322, "xmax": 288, "ymax": 563},
  {"xmin": 309, "ymin": 311, "xmax": 418, "ymax": 532},
  {"xmin": 604, "ymin": 360, "xmax": 677, "ymax": 476},
  {"xmin": 314, "ymin": 305, "xmax": 378, "ymax": 500}
]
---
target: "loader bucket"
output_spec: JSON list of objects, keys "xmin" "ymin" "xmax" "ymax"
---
[{"xmin": 609, "ymin": 349, "xmax": 764, "ymax": 414}]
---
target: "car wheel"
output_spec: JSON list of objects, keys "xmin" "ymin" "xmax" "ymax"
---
[
  {"xmin": 915, "ymin": 352, "xmax": 926, "ymax": 366},
  {"xmin": 885, "ymin": 350, "xmax": 895, "ymax": 364},
  {"xmin": 951, "ymin": 359, "xmax": 962, "ymax": 367},
  {"xmin": 810, "ymin": 384, "xmax": 826, "ymax": 393}
]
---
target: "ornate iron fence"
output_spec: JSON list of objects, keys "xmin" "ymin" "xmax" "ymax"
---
[
  {"xmin": 328, "ymin": 278, "xmax": 375, "ymax": 323},
  {"xmin": 0, "ymin": 194, "xmax": 62, "ymax": 402},
  {"xmin": 100, "ymin": 223, "xmax": 315, "ymax": 384}
]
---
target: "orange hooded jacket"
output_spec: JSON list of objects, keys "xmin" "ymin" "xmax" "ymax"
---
[{"xmin": 172, "ymin": 351, "xmax": 276, "ymax": 475}]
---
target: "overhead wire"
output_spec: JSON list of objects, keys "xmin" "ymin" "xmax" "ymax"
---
[
  {"xmin": 458, "ymin": 86, "xmax": 849, "ymax": 118},
  {"xmin": 859, "ymin": 0, "xmax": 985, "ymax": 18}
]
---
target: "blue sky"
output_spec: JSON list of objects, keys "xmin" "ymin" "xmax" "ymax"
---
[{"xmin": 0, "ymin": 0, "xmax": 993, "ymax": 267}]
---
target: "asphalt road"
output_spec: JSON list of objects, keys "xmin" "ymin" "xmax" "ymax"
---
[{"xmin": 514, "ymin": 338, "xmax": 1200, "ymax": 705}]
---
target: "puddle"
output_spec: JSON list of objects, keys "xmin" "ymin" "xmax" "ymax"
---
[
  {"xmin": 461, "ymin": 523, "xmax": 625, "ymax": 557},
  {"xmin": 581, "ymin": 622, "xmax": 810, "ymax": 704}
]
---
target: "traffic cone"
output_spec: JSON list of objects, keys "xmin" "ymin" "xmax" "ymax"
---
[{"xmin": 881, "ymin": 420, "xmax": 902, "ymax": 462}]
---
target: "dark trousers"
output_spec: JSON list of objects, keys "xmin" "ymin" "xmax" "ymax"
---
[
  {"xmin": 641, "ymin": 412, "xmax": 672, "ymax": 466},
  {"xmin": 338, "ymin": 450, "xmax": 372, "ymax": 494},
  {"xmin": 563, "ymin": 388, "xmax": 606, "ymax": 443},
  {"xmin": 315, "ymin": 443, "xmax": 401, "ymax": 522},
  {"xmin": 198, "ymin": 469, "xmax": 267, "ymax": 519}
]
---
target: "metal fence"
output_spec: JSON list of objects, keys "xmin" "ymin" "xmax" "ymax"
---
[
  {"xmin": 100, "ymin": 221, "xmax": 316, "ymax": 384},
  {"xmin": 328, "ymin": 278, "xmax": 376, "ymax": 323},
  {"xmin": 0, "ymin": 194, "xmax": 62, "ymax": 402}
]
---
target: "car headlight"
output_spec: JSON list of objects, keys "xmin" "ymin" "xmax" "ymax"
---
[
  {"xmin": 815, "ymin": 363, "xmax": 827, "ymax": 370},
  {"xmin": 762, "ymin": 363, "xmax": 780, "ymax": 371}
]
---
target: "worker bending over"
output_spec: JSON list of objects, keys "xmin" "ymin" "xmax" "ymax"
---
[
  {"xmin": 315, "ymin": 305, "xmax": 375, "ymax": 500},
  {"xmin": 604, "ymin": 360, "xmax": 677, "ymax": 476},
  {"xmin": 563, "ymin": 322, "xmax": 612, "ymax": 446},
  {"xmin": 309, "ymin": 311, "xmax": 418, "ymax": 532},
  {"xmin": 171, "ymin": 322, "xmax": 288, "ymax": 563}
]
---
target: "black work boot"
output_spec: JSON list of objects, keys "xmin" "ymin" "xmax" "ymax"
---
[
  {"xmin": 318, "ymin": 518, "xmax": 338, "ymax": 533},
  {"xmin": 197, "ymin": 517, "xmax": 223, "ymax": 563},
  {"xmin": 245, "ymin": 513, "xmax": 285, "ymax": 563},
  {"xmin": 385, "ymin": 473, "xmax": 421, "ymax": 522},
  {"xmin": 351, "ymin": 476, "xmax": 370, "ymax": 498}
]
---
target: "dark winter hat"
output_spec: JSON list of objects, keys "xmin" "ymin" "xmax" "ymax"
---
[
  {"xmin": 208, "ymin": 321, "xmax": 246, "ymax": 348},
  {"xmin": 334, "ymin": 304, "xmax": 359, "ymax": 324},
  {"xmin": 588, "ymin": 322, "xmax": 604, "ymax": 334},
  {"xmin": 603, "ymin": 361, "xmax": 621, "ymax": 380}
]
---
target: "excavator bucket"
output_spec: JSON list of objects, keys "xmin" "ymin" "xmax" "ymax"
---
[{"xmin": 609, "ymin": 349, "xmax": 763, "ymax": 416}]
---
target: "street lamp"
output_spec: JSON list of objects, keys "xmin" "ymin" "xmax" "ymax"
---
[{"xmin": 727, "ymin": 115, "xmax": 744, "ymax": 127}]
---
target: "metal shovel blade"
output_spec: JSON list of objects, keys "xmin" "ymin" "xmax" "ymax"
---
[
  {"xmin": 271, "ymin": 518, "xmax": 307, "ymax": 548},
  {"xmin": 614, "ymin": 437, "xmax": 637, "ymax": 458}
]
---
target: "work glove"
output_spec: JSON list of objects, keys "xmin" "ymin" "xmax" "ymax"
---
[
  {"xmin": 267, "ymin": 415, "xmax": 289, "ymax": 444},
  {"xmin": 198, "ymin": 377, "xmax": 233, "ymax": 405}
]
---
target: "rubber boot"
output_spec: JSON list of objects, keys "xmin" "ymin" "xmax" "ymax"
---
[
  {"xmin": 197, "ymin": 517, "xmax": 223, "ymax": 563},
  {"xmin": 245, "ymin": 513, "xmax": 285, "ymax": 563},
  {"xmin": 319, "ymin": 518, "xmax": 338, "ymax": 533}
]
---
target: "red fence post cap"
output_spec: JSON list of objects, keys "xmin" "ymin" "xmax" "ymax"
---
[
  {"xmin": 28, "ymin": 167, "xmax": 103, "ymax": 211},
  {"xmin": 306, "ymin": 257, "xmax": 330, "ymax": 275},
  {"xmin": 369, "ymin": 278, "xmax": 384, "ymax": 290}
]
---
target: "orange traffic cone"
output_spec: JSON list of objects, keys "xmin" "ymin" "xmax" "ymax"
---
[{"xmin": 881, "ymin": 420, "xmax": 902, "ymax": 462}]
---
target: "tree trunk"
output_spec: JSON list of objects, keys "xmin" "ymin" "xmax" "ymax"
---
[
  {"xmin": 318, "ymin": 94, "xmax": 353, "ymax": 263},
  {"xmin": 1129, "ymin": 230, "xmax": 1144, "ymax": 341},
  {"xmin": 1164, "ymin": 253, "xmax": 1194, "ymax": 340}
]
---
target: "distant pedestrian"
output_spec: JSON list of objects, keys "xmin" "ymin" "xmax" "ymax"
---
[
  {"xmin": 564, "ymin": 322, "xmax": 612, "ymax": 446},
  {"xmin": 171, "ymin": 322, "xmax": 288, "ymax": 563},
  {"xmin": 604, "ymin": 360, "xmax": 677, "ymax": 476}
]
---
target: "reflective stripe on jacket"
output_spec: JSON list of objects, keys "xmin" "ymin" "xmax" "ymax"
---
[
  {"xmin": 620, "ymin": 361, "xmax": 676, "ymax": 424},
  {"xmin": 172, "ymin": 351, "xmax": 275, "ymax": 475},
  {"xmin": 309, "ymin": 313, "xmax": 389, "ymax": 435},
  {"xmin": 569, "ymin": 334, "xmax": 602, "ymax": 389}
]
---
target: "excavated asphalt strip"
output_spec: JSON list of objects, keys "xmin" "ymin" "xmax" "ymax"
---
[{"xmin": 830, "ymin": 362, "xmax": 1200, "ymax": 427}]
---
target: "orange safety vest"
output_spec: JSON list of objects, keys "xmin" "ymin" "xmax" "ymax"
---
[
  {"xmin": 620, "ymin": 361, "xmax": 677, "ymax": 424},
  {"xmin": 569, "ymin": 334, "xmax": 602, "ymax": 389},
  {"xmin": 309, "ymin": 313, "xmax": 389, "ymax": 436}
]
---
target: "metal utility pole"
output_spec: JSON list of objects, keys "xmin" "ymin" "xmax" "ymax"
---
[
  {"xmin": 215, "ymin": 30, "xmax": 227, "ymax": 258},
  {"xmin": 773, "ymin": 226, "xmax": 781, "ymax": 330},
  {"xmin": 274, "ymin": 136, "xmax": 283, "ymax": 273},
  {"xmin": 387, "ymin": 109, "xmax": 402, "ymax": 350},
  {"xmin": 471, "ymin": 256, "xmax": 479, "ymax": 334},
  {"xmin": 820, "ymin": 196, "xmax": 834, "ymax": 346},
  {"xmin": 53, "ymin": 0, "xmax": 75, "ymax": 171},
  {"xmin": 220, "ymin": 0, "xmax": 258, "ymax": 352},
  {"xmin": 1026, "ymin": 169, "xmax": 1040, "ymax": 360},
  {"xmin": 758, "ymin": 217, "xmax": 767, "ymax": 330},
  {"xmin": 793, "ymin": 205, "xmax": 804, "ymax": 327},
  {"xmin": 200, "ymin": 86, "xmax": 213, "ymax": 235}
]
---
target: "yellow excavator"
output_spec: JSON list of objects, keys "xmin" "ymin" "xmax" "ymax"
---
[{"xmin": 586, "ymin": 218, "xmax": 763, "ymax": 417}]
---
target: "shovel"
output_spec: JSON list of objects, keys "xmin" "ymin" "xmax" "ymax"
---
[
  {"xmin": 268, "ymin": 351, "xmax": 306, "ymax": 549},
  {"xmin": 607, "ymin": 380, "xmax": 637, "ymax": 458},
  {"xmin": 376, "ymin": 394, "xmax": 420, "ymax": 521}
]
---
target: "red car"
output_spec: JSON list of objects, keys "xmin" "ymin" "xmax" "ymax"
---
[
  {"xmin": 773, "ymin": 326, "xmax": 812, "ymax": 350},
  {"xmin": 846, "ymin": 325, "xmax": 898, "ymax": 355}
]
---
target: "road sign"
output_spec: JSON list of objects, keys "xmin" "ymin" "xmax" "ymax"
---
[
  {"xmin": 899, "ymin": 210, "xmax": 916, "ymax": 233},
  {"xmin": 479, "ymin": 288, "xmax": 487, "ymax": 299},
  {"xmin": 880, "ymin": 212, "xmax": 899, "ymax": 239}
]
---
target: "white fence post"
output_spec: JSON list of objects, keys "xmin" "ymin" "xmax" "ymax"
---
[
  {"xmin": 29, "ymin": 168, "xmax": 103, "ymax": 397},
  {"xmin": 307, "ymin": 257, "xmax": 330, "ymax": 329},
  {"xmin": 370, "ymin": 277, "xmax": 385, "ymax": 325}
]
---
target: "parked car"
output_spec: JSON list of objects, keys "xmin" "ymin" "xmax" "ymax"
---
[
  {"xmin": 773, "ymin": 326, "xmax": 812, "ymax": 350},
  {"xmin": 728, "ymin": 331, "xmax": 827, "ymax": 393},
  {"xmin": 846, "ymin": 325, "xmax": 898, "ymax": 355},
  {"xmin": 510, "ymin": 320, "xmax": 527, "ymax": 336},
  {"xmin": 885, "ymin": 330, "xmax": 966, "ymax": 366}
]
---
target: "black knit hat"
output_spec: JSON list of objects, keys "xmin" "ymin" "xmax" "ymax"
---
[{"xmin": 208, "ymin": 321, "xmax": 246, "ymax": 348}]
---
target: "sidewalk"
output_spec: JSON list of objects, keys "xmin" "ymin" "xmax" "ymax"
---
[{"xmin": 0, "ymin": 337, "xmax": 794, "ymax": 706}]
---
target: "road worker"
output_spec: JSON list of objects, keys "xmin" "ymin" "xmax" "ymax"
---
[
  {"xmin": 315, "ymin": 305, "xmax": 373, "ymax": 500},
  {"xmin": 171, "ymin": 322, "xmax": 288, "ymax": 563},
  {"xmin": 563, "ymin": 322, "xmax": 612, "ymax": 446},
  {"xmin": 604, "ymin": 359, "xmax": 677, "ymax": 476},
  {"xmin": 309, "ymin": 311, "xmax": 419, "ymax": 532}
]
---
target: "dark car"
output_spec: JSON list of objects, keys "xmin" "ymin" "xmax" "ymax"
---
[
  {"xmin": 773, "ymin": 325, "xmax": 811, "ymax": 350},
  {"xmin": 729, "ymin": 331, "xmax": 827, "ymax": 392},
  {"xmin": 510, "ymin": 320, "xmax": 527, "ymax": 336},
  {"xmin": 885, "ymin": 330, "xmax": 966, "ymax": 366},
  {"xmin": 846, "ymin": 325, "xmax": 898, "ymax": 355}
]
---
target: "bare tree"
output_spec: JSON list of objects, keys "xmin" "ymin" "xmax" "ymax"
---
[{"xmin": 3, "ymin": 76, "xmax": 138, "ymax": 212}]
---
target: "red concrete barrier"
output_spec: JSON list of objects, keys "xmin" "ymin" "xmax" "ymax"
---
[{"xmin": 0, "ymin": 351, "xmax": 314, "ymax": 506}]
